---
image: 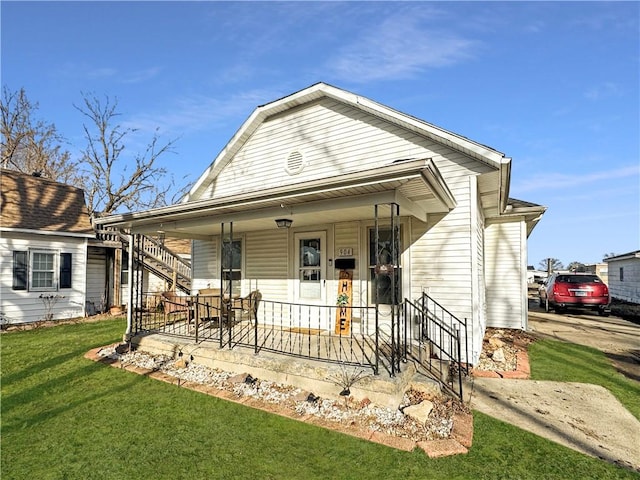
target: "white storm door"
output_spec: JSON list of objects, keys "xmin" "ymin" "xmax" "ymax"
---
[{"xmin": 294, "ymin": 232, "xmax": 327, "ymax": 307}]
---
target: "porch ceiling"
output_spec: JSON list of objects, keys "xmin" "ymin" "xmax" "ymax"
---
[{"xmin": 95, "ymin": 159, "xmax": 456, "ymax": 239}]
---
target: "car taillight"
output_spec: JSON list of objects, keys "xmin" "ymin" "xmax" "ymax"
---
[{"xmin": 553, "ymin": 283, "xmax": 569, "ymax": 295}]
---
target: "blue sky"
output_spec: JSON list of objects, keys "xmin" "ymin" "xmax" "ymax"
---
[{"xmin": 2, "ymin": 1, "xmax": 638, "ymax": 267}]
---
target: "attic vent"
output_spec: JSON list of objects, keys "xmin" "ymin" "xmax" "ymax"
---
[{"xmin": 285, "ymin": 150, "xmax": 305, "ymax": 175}]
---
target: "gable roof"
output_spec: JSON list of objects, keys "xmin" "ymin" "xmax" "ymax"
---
[
  {"xmin": 184, "ymin": 82, "xmax": 511, "ymax": 204},
  {"xmin": 0, "ymin": 169, "xmax": 95, "ymax": 237}
]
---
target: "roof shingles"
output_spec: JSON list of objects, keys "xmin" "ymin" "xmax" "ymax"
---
[{"xmin": 0, "ymin": 169, "xmax": 94, "ymax": 235}]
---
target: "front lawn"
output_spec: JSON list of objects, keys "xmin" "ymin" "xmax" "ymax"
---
[{"xmin": 1, "ymin": 320, "xmax": 636, "ymax": 479}]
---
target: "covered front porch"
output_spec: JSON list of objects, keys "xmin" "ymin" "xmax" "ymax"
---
[{"xmin": 96, "ymin": 158, "xmax": 469, "ymax": 398}]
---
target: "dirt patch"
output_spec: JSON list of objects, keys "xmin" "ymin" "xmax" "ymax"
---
[
  {"xmin": 474, "ymin": 328, "xmax": 535, "ymax": 373},
  {"xmin": 605, "ymin": 350, "xmax": 640, "ymax": 383}
]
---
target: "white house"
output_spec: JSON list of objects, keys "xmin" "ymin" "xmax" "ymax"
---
[
  {"xmin": 96, "ymin": 83, "xmax": 546, "ymax": 366},
  {"xmin": 0, "ymin": 169, "xmax": 95, "ymax": 324},
  {"xmin": 605, "ymin": 251, "xmax": 640, "ymax": 304}
]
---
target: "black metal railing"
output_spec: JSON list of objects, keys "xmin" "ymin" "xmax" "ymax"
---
[
  {"xmin": 402, "ymin": 292, "xmax": 469, "ymax": 400},
  {"xmin": 131, "ymin": 291, "xmax": 468, "ymax": 399},
  {"xmin": 242, "ymin": 300, "xmax": 380, "ymax": 372},
  {"xmin": 132, "ymin": 293, "xmax": 381, "ymax": 372}
]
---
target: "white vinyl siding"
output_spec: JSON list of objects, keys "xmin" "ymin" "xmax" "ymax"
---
[
  {"xmin": 86, "ymin": 247, "xmax": 108, "ymax": 313},
  {"xmin": 192, "ymin": 239, "xmax": 218, "ymax": 292},
  {"xmin": 245, "ymin": 229, "xmax": 289, "ymax": 301},
  {"xmin": 484, "ymin": 220, "xmax": 527, "ymax": 330},
  {"xmin": 409, "ymin": 169, "xmax": 474, "ymax": 316},
  {"xmin": 606, "ymin": 257, "xmax": 640, "ymax": 304},
  {"xmin": 0, "ymin": 232, "xmax": 87, "ymax": 324},
  {"xmin": 469, "ymin": 176, "xmax": 486, "ymax": 363},
  {"xmin": 200, "ymin": 98, "xmax": 493, "ymax": 201},
  {"xmin": 334, "ymin": 222, "xmax": 361, "ymax": 305},
  {"xmin": 192, "ymin": 230, "xmax": 290, "ymax": 300}
]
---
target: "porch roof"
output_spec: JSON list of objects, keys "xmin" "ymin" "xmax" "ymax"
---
[{"xmin": 94, "ymin": 158, "xmax": 455, "ymax": 239}]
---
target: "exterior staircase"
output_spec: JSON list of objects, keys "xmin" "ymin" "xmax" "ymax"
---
[{"xmin": 95, "ymin": 227, "xmax": 191, "ymax": 294}]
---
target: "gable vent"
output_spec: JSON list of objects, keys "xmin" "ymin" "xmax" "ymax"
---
[{"xmin": 285, "ymin": 150, "xmax": 305, "ymax": 175}]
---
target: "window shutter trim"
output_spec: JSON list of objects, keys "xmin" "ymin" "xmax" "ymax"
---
[
  {"xmin": 60, "ymin": 253, "xmax": 72, "ymax": 289},
  {"xmin": 13, "ymin": 251, "xmax": 28, "ymax": 290}
]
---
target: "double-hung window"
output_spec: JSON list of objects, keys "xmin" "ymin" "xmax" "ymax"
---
[
  {"xmin": 31, "ymin": 250, "xmax": 56, "ymax": 290},
  {"xmin": 12, "ymin": 250, "xmax": 72, "ymax": 291}
]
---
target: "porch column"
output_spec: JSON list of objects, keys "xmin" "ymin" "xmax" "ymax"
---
[{"xmin": 125, "ymin": 233, "xmax": 134, "ymax": 338}]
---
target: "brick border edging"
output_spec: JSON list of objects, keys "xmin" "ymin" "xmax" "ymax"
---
[
  {"xmin": 84, "ymin": 344, "xmax": 473, "ymax": 457},
  {"xmin": 470, "ymin": 348, "xmax": 531, "ymax": 379}
]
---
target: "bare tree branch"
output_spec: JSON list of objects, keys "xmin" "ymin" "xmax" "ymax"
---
[
  {"xmin": 75, "ymin": 93, "xmax": 179, "ymax": 215},
  {"xmin": 1, "ymin": 86, "xmax": 76, "ymax": 181}
]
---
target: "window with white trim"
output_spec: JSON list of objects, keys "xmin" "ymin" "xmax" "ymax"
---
[
  {"xmin": 12, "ymin": 250, "xmax": 72, "ymax": 291},
  {"xmin": 30, "ymin": 250, "xmax": 57, "ymax": 291}
]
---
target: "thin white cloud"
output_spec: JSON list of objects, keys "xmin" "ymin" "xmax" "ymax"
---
[
  {"xmin": 122, "ymin": 88, "xmax": 281, "ymax": 138},
  {"xmin": 86, "ymin": 67, "xmax": 118, "ymax": 78},
  {"xmin": 121, "ymin": 67, "xmax": 163, "ymax": 84},
  {"xmin": 513, "ymin": 165, "xmax": 640, "ymax": 193},
  {"xmin": 328, "ymin": 11, "xmax": 477, "ymax": 82},
  {"xmin": 56, "ymin": 63, "xmax": 162, "ymax": 84},
  {"xmin": 585, "ymin": 82, "xmax": 623, "ymax": 101}
]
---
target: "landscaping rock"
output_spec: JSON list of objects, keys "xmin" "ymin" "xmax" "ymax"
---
[
  {"xmin": 404, "ymin": 400, "xmax": 434, "ymax": 425},
  {"xmin": 491, "ymin": 347, "xmax": 505, "ymax": 363}
]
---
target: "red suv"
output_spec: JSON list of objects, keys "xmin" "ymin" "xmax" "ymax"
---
[{"xmin": 538, "ymin": 273, "xmax": 610, "ymax": 316}]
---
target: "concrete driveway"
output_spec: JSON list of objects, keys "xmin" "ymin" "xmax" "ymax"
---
[{"xmin": 468, "ymin": 301, "xmax": 640, "ymax": 472}]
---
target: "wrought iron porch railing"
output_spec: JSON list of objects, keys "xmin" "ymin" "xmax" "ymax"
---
[
  {"xmin": 133, "ymin": 293, "xmax": 383, "ymax": 373},
  {"xmin": 403, "ymin": 292, "xmax": 469, "ymax": 400},
  {"xmin": 131, "ymin": 291, "xmax": 468, "ymax": 400}
]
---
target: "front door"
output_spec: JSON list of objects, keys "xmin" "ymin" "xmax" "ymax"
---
[{"xmin": 294, "ymin": 232, "xmax": 327, "ymax": 316}]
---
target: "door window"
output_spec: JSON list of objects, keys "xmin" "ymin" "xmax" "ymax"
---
[{"xmin": 298, "ymin": 237, "xmax": 322, "ymax": 300}]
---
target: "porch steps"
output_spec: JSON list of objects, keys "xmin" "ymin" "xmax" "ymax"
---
[{"xmin": 130, "ymin": 332, "xmax": 441, "ymax": 409}]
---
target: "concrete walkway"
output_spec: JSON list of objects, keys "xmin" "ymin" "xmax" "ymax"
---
[{"xmin": 467, "ymin": 310, "xmax": 640, "ymax": 472}]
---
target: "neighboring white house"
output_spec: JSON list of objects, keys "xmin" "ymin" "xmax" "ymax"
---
[
  {"xmin": 605, "ymin": 251, "xmax": 640, "ymax": 304},
  {"xmin": 0, "ymin": 169, "xmax": 95, "ymax": 324},
  {"xmin": 96, "ymin": 83, "xmax": 546, "ymax": 365}
]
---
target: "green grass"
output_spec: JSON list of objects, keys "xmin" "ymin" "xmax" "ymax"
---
[
  {"xmin": 529, "ymin": 339, "xmax": 640, "ymax": 420},
  {"xmin": 2, "ymin": 320, "xmax": 638, "ymax": 480}
]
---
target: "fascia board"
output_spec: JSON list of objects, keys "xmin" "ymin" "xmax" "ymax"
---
[
  {"xmin": 96, "ymin": 159, "xmax": 433, "ymax": 228},
  {"xmin": 0, "ymin": 227, "xmax": 95, "ymax": 239}
]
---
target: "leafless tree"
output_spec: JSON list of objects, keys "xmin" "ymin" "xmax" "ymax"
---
[
  {"xmin": 75, "ymin": 93, "xmax": 180, "ymax": 215},
  {"xmin": 1, "ymin": 86, "xmax": 76, "ymax": 182},
  {"xmin": 538, "ymin": 258, "xmax": 563, "ymax": 273}
]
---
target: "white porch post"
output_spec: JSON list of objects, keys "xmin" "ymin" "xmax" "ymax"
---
[{"xmin": 125, "ymin": 233, "xmax": 134, "ymax": 338}]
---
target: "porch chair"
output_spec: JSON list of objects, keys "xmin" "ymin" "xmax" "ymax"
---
[
  {"xmin": 194, "ymin": 288, "xmax": 222, "ymax": 327},
  {"xmin": 161, "ymin": 291, "xmax": 190, "ymax": 326},
  {"xmin": 236, "ymin": 290, "xmax": 262, "ymax": 324}
]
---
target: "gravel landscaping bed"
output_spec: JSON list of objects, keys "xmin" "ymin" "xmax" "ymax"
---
[{"xmin": 96, "ymin": 345, "xmax": 469, "ymax": 443}]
